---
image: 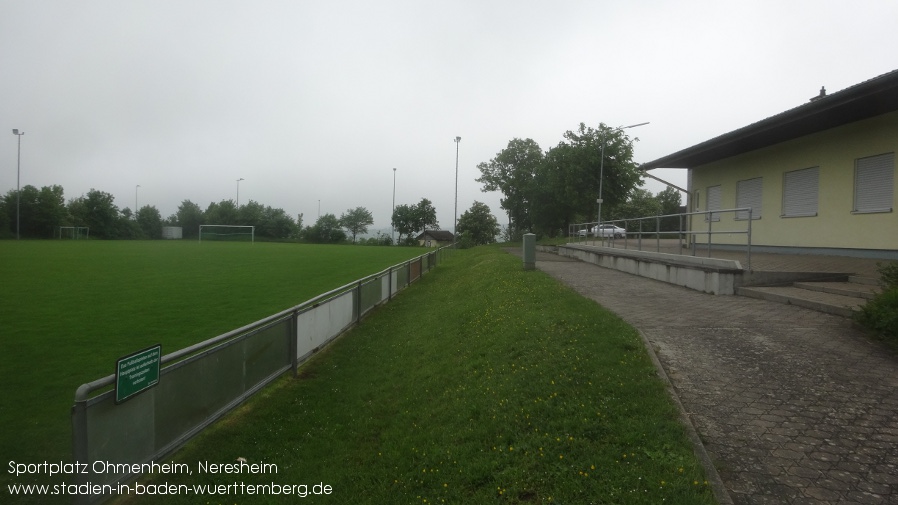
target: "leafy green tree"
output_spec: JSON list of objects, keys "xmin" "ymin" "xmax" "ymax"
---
[
  {"xmin": 413, "ymin": 198, "xmax": 438, "ymax": 237},
  {"xmin": 391, "ymin": 204, "xmax": 416, "ymax": 245},
  {"xmin": 476, "ymin": 138, "xmax": 543, "ymax": 240},
  {"xmin": 305, "ymin": 213, "xmax": 346, "ymax": 243},
  {"xmin": 0, "ymin": 192, "xmax": 9, "ymax": 238},
  {"xmin": 610, "ymin": 188, "xmax": 662, "ymax": 231},
  {"xmin": 261, "ymin": 206, "xmax": 298, "ymax": 239},
  {"xmin": 656, "ymin": 186, "xmax": 683, "ymax": 232},
  {"xmin": 175, "ymin": 200, "xmax": 204, "ymax": 238},
  {"xmin": 238, "ymin": 200, "xmax": 266, "ymax": 227},
  {"xmin": 340, "ymin": 206, "xmax": 374, "ymax": 243},
  {"xmin": 456, "ymin": 201, "xmax": 500, "ymax": 246},
  {"xmin": 204, "ymin": 200, "xmax": 238, "ymax": 225},
  {"xmin": 136, "ymin": 205, "xmax": 163, "ymax": 238},
  {"xmin": 35, "ymin": 185, "xmax": 67, "ymax": 238},
  {"xmin": 528, "ymin": 123, "xmax": 642, "ymax": 236},
  {"xmin": 67, "ymin": 189, "xmax": 120, "ymax": 238}
]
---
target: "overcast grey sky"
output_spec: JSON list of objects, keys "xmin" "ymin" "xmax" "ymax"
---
[{"xmin": 2, "ymin": 0, "xmax": 897, "ymax": 233}]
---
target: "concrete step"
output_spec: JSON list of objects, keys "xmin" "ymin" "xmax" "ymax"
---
[
  {"xmin": 848, "ymin": 275, "xmax": 880, "ymax": 286},
  {"xmin": 737, "ymin": 285, "xmax": 866, "ymax": 318},
  {"xmin": 793, "ymin": 281, "xmax": 881, "ymax": 300}
]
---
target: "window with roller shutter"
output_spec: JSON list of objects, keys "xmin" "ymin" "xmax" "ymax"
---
[
  {"xmin": 853, "ymin": 153, "xmax": 894, "ymax": 213},
  {"xmin": 705, "ymin": 185, "xmax": 721, "ymax": 221},
  {"xmin": 782, "ymin": 167, "xmax": 818, "ymax": 217},
  {"xmin": 736, "ymin": 177, "xmax": 762, "ymax": 220}
]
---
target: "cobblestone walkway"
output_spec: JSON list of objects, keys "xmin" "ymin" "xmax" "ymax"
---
[{"xmin": 534, "ymin": 252, "xmax": 898, "ymax": 504}]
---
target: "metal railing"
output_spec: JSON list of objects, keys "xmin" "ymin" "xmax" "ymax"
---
[
  {"xmin": 70, "ymin": 245, "xmax": 455, "ymax": 504},
  {"xmin": 569, "ymin": 208, "xmax": 754, "ymax": 270}
]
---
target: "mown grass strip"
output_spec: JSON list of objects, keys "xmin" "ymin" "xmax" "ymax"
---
[{"xmin": 127, "ymin": 246, "xmax": 716, "ymax": 504}]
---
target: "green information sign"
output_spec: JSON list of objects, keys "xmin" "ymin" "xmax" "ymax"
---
[{"xmin": 115, "ymin": 344, "xmax": 161, "ymax": 404}]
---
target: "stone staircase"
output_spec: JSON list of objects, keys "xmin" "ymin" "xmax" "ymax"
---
[{"xmin": 737, "ymin": 275, "xmax": 881, "ymax": 317}]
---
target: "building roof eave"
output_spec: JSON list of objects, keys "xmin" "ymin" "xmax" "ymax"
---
[{"xmin": 640, "ymin": 69, "xmax": 898, "ymax": 171}]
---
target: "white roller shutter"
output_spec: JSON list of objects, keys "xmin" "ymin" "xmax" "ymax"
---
[
  {"xmin": 706, "ymin": 185, "xmax": 721, "ymax": 221},
  {"xmin": 782, "ymin": 167, "xmax": 818, "ymax": 217},
  {"xmin": 736, "ymin": 177, "xmax": 762, "ymax": 220},
  {"xmin": 854, "ymin": 153, "xmax": 894, "ymax": 213}
]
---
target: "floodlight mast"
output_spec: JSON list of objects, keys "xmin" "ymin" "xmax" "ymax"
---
[
  {"xmin": 454, "ymin": 136, "xmax": 461, "ymax": 236},
  {"xmin": 12, "ymin": 129, "xmax": 24, "ymax": 240}
]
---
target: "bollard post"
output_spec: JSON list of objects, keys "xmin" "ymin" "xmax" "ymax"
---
[{"xmin": 523, "ymin": 233, "xmax": 536, "ymax": 270}]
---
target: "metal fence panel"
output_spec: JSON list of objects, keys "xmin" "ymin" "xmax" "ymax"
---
[
  {"xmin": 396, "ymin": 263, "xmax": 408, "ymax": 289},
  {"xmin": 296, "ymin": 290, "xmax": 355, "ymax": 359}
]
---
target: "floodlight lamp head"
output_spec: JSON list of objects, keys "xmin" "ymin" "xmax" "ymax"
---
[
  {"xmin": 455, "ymin": 136, "xmax": 461, "ymax": 142},
  {"xmin": 12, "ymin": 129, "xmax": 19, "ymax": 135}
]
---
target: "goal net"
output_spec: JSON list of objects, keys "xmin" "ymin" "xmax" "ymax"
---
[
  {"xmin": 199, "ymin": 225, "xmax": 255, "ymax": 243},
  {"xmin": 59, "ymin": 226, "xmax": 90, "ymax": 239}
]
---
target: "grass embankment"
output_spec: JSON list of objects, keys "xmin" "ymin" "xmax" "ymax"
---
[
  {"xmin": 0, "ymin": 240, "xmax": 424, "ymax": 503},
  {"xmin": 129, "ymin": 246, "xmax": 716, "ymax": 504}
]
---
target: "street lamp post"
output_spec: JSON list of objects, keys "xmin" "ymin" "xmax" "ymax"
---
[
  {"xmin": 135, "ymin": 184, "xmax": 141, "ymax": 217},
  {"xmin": 236, "ymin": 178, "xmax": 244, "ymax": 208},
  {"xmin": 598, "ymin": 122, "xmax": 649, "ymax": 240},
  {"xmin": 453, "ymin": 136, "xmax": 461, "ymax": 236},
  {"xmin": 12, "ymin": 129, "xmax": 24, "ymax": 240},
  {"xmin": 392, "ymin": 168, "xmax": 397, "ymax": 245}
]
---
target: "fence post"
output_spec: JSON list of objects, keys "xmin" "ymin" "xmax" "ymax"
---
[
  {"xmin": 523, "ymin": 233, "xmax": 536, "ymax": 270},
  {"xmin": 388, "ymin": 266, "xmax": 393, "ymax": 301},
  {"xmin": 656, "ymin": 216, "xmax": 661, "ymax": 252},
  {"xmin": 356, "ymin": 280, "xmax": 362, "ymax": 322},
  {"xmin": 290, "ymin": 309, "xmax": 298, "ymax": 376}
]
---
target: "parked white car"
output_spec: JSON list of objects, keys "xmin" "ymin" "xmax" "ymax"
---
[{"xmin": 593, "ymin": 224, "xmax": 627, "ymax": 239}]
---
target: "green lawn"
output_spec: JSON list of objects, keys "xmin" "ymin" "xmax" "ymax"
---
[
  {"xmin": 0, "ymin": 240, "xmax": 425, "ymax": 502},
  {"xmin": 122, "ymin": 246, "xmax": 716, "ymax": 505}
]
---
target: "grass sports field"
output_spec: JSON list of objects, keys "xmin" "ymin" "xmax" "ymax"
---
[{"xmin": 0, "ymin": 240, "xmax": 426, "ymax": 501}]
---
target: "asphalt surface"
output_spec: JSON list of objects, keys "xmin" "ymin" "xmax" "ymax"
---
[{"xmin": 527, "ymin": 249, "xmax": 898, "ymax": 504}]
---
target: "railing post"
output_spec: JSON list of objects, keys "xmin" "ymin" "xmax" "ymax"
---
[
  {"xmin": 656, "ymin": 215, "xmax": 661, "ymax": 252},
  {"xmin": 638, "ymin": 219, "xmax": 642, "ymax": 251},
  {"xmin": 747, "ymin": 208, "xmax": 753, "ymax": 271},
  {"xmin": 678, "ymin": 214, "xmax": 683, "ymax": 254},
  {"xmin": 707, "ymin": 210, "xmax": 712, "ymax": 258},
  {"xmin": 624, "ymin": 219, "xmax": 628, "ymax": 249},
  {"xmin": 71, "ymin": 402, "xmax": 89, "ymax": 505}
]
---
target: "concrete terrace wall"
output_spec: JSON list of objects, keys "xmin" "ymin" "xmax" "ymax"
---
[{"xmin": 546, "ymin": 244, "xmax": 743, "ymax": 295}]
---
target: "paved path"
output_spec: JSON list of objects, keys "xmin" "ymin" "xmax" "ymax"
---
[{"xmin": 531, "ymin": 251, "xmax": 898, "ymax": 504}]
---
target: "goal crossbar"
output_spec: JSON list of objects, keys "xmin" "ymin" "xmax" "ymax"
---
[{"xmin": 199, "ymin": 225, "xmax": 255, "ymax": 243}]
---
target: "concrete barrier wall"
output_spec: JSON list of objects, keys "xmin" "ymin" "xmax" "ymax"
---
[{"xmin": 548, "ymin": 244, "xmax": 744, "ymax": 295}]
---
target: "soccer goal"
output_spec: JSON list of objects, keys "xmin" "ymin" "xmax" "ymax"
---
[
  {"xmin": 59, "ymin": 226, "xmax": 90, "ymax": 239},
  {"xmin": 199, "ymin": 225, "xmax": 255, "ymax": 243}
]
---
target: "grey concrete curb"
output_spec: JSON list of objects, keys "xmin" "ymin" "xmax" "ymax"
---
[{"xmin": 635, "ymin": 328, "xmax": 734, "ymax": 505}]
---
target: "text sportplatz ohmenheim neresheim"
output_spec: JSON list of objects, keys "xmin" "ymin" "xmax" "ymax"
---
[{"xmin": 7, "ymin": 460, "xmax": 334, "ymax": 498}]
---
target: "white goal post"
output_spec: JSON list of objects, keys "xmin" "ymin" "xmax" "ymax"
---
[
  {"xmin": 198, "ymin": 225, "xmax": 255, "ymax": 243},
  {"xmin": 59, "ymin": 226, "xmax": 90, "ymax": 239}
]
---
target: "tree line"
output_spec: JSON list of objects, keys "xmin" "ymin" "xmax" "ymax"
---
[
  {"xmin": 0, "ymin": 185, "xmax": 501, "ymax": 246},
  {"xmin": 476, "ymin": 122, "xmax": 682, "ymax": 239}
]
